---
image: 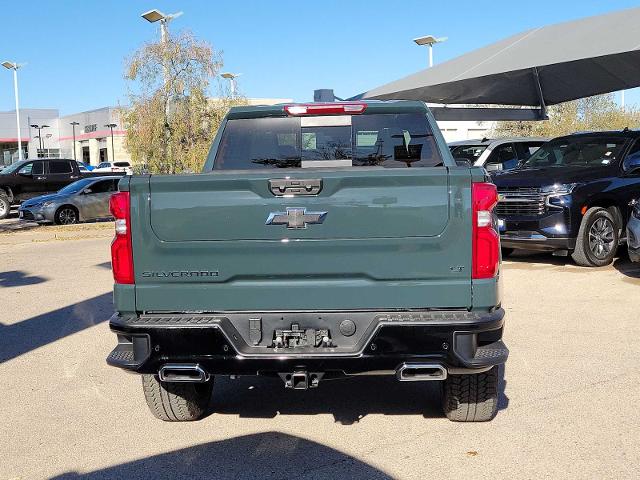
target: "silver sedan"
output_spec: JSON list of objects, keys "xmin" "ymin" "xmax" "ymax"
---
[{"xmin": 18, "ymin": 176, "xmax": 121, "ymax": 225}]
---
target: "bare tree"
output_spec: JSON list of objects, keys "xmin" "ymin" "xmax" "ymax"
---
[
  {"xmin": 122, "ymin": 31, "xmax": 246, "ymax": 174},
  {"xmin": 491, "ymin": 94, "xmax": 640, "ymax": 139}
]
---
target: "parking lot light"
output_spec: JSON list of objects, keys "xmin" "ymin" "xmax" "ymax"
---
[
  {"xmin": 413, "ymin": 35, "xmax": 448, "ymax": 67},
  {"xmin": 2, "ymin": 61, "xmax": 26, "ymax": 161}
]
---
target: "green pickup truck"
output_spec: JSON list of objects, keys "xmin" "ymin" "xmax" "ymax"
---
[{"xmin": 106, "ymin": 100, "xmax": 508, "ymax": 422}]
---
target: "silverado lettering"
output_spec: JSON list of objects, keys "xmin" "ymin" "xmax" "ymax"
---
[{"xmin": 142, "ymin": 271, "xmax": 220, "ymax": 278}]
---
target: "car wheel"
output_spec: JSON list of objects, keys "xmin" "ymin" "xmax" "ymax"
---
[
  {"xmin": 142, "ymin": 374, "xmax": 213, "ymax": 422},
  {"xmin": 442, "ymin": 366, "xmax": 499, "ymax": 422},
  {"xmin": 572, "ymin": 207, "xmax": 619, "ymax": 267},
  {"xmin": 54, "ymin": 206, "xmax": 79, "ymax": 225},
  {"xmin": 0, "ymin": 194, "xmax": 10, "ymax": 220}
]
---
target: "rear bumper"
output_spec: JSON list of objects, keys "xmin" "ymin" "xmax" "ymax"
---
[
  {"xmin": 501, "ymin": 232, "xmax": 575, "ymax": 251},
  {"xmin": 107, "ymin": 308, "xmax": 507, "ymax": 376}
]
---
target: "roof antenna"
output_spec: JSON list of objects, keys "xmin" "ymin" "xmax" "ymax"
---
[{"xmin": 623, "ymin": 126, "xmax": 629, "ymax": 132}]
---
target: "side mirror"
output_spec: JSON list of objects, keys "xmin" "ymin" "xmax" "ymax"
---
[
  {"xmin": 18, "ymin": 171, "xmax": 32, "ymax": 177},
  {"xmin": 83, "ymin": 188, "xmax": 92, "ymax": 194},
  {"xmin": 485, "ymin": 163, "xmax": 503, "ymax": 172},
  {"xmin": 623, "ymin": 152, "xmax": 640, "ymax": 174},
  {"xmin": 454, "ymin": 158, "xmax": 471, "ymax": 167}
]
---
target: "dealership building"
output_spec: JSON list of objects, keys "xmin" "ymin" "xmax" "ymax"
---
[{"xmin": 0, "ymin": 106, "xmax": 129, "ymax": 168}]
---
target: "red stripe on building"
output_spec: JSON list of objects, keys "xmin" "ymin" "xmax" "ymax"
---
[{"xmin": 0, "ymin": 138, "xmax": 30, "ymax": 142}]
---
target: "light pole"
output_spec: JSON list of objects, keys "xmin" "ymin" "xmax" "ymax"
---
[
  {"xmin": 141, "ymin": 9, "xmax": 183, "ymax": 43},
  {"xmin": 2, "ymin": 61, "xmax": 26, "ymax": 161},
  {"xmin": 105, "ymin": 123, "xmax": 117, "ymax": 162},
  {"xmin": 70, "ymin": 121, "xmax": 79, "ymax": 161},
  {"xmin": 221, "ymin": 72, "xmax": 242, "ymax": 97},
  {"xmin": 30, "ymin": 124, "xmax": 49, "ymax": 153},
  {"xmin": 141, "ymin": 9, "xmax": 184, "ymax": 86},
  {"xmin": 413, "ymin": 35, "xmax": 448, "ymax": 67}
]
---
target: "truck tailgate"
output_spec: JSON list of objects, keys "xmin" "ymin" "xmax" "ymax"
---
[{"xmin": 129, "ymin": 168, "xmax": 472, "ymax": 311}]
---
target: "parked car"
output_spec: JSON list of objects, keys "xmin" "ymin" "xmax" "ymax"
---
[
  {"xmin": 77, "ymin": 161, "xmax": 94, "ymax": 172},
  {"xmin": 94, "ymin": 161, "xmax": 132, "ymax": 175},
  {"xmin": 0, "ymin": 158, "xmax": 124, "ymax": 219},
  {"xmin": 18, "ymin": 176, "xmax": 121, "ymax": 224},
  {"xmin": 627, "ymin": 198, "xmax": 640, "ymax": 262},
  {"xmin": 493, "ymin": 130, "xmax": 640, "ymax": 266},
  {"xmin": 449, "ymin": 137, "xmax": 548, "ymax": 171},
  {"xmin": 106, "ymin": 100, "xmax": 508, "ymax": 423}
]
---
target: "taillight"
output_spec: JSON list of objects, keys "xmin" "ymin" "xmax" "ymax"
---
[
  {"xmin": 472, "ymin": 182, "xmax": 500, "ymax": 279},
  {"xmin": 109, "ymin": 192, "xmax": 134, "ymax": 284},
  {"xmin": 284, "ymin": 102, "xmax": 367, "ymax": 116}
]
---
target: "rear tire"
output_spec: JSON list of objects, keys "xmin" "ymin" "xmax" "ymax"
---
[
  {"xmin": 0, "ymin": 194, "xmax": 10, "ymax": 220},
  {"xmin": 442, "ymin": 367, "xmax": 499, "ymax": 422},
  {"xmin": 142, "ymin": 374, "xmax": 213, "ymax": 422},
  {"xmin": 54, "ymin": 205, "xmax": 79, "ymax": 225},
  {"xmin": 571, "ymin": 207, "xmax": 619, "ymax": 267}
]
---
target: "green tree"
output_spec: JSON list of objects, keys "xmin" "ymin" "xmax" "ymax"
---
[
  {"xmin": 491, "ymin": 94, "xmax": 640, "ymax": 139},
  {"xmin": 122, "ymin": 31, "xmax": 246, "ymax": 174}
]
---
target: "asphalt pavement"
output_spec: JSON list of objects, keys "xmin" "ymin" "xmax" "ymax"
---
[{"xmin": 1, "ymin": 223, "xmax": 639, "ymax": 479}]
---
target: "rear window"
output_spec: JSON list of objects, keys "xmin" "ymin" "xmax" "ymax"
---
[{"xmin": 213, "ymin": 113, "xmax": 443, "ymax": 170}]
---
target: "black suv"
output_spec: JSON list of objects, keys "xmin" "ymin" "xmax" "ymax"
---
[{"xmin": 492, "ymin": 131, "xmax": 640, "ymax": 266}]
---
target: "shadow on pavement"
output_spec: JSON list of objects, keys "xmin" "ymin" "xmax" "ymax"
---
[
  {"xmin": 613, "ymin": 255, "xmax": 640, "ymax": 281},
  {"xmin": 95, "ymin": 262, "xmax": 112, "ymax": 270},
  {"xmin": 0, "ymin": 270, "xmax": 48, "ymax": 287},
  {"xmin": 209, "ymin": 364, "xmax": 509, "ymax": 425},
  {"xmin": 50, "ymin": 431, "xmax": 393, "ymax": 480},
  {"xmin": 0, "ymin": 292, "xmax": 112, "ymax": 364}
]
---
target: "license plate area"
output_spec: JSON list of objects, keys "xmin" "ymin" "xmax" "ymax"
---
[{"xmin": 273, "ymin": 323, "xmax": 332, "ymax": 349}]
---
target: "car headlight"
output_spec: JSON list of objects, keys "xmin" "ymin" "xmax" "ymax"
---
[
  {"xmin": 543, "ymin": 183, "xmax": 580, "ymax": 208},
  {"xmin": 540, "ymin": 183, "xmax": 580, "ymax": 195}
]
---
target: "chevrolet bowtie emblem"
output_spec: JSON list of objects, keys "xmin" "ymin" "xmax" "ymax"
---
[{"xmin": 266, "ymin": 207, "xmax": 327, "ymax": 229}]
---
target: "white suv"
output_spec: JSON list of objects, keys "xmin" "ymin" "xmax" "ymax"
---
[
  {"xmin": 449, "ymin": 137, "xmax": 548, "ymax": 172},
  {"xmin": 94, "ymin": 161, "xmax": 133, "ymax": 175}
]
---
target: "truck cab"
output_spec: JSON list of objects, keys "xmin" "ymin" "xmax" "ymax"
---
[{"xmin": 106, "ymin": 101, "xmax": 508, "ymax": 422}]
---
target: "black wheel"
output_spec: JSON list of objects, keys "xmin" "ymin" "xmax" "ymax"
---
[
  {"xmin": 142, "ymin": 374, "xmax": 213, "ymax": 422},
  {"xmin": 54, "ymin": 205, "xmax": 79, "ymax": 225},
  {"xmin": 0, "ymin": 194, "xmax": 10, "ymax": 220},
  {"xmin": 572, "ymin": 207, "xmax": 619, "ymax": 267},
  {"xmin": 442, "ymin": 367, "xmax": 499, "ymax": 422},
  {"xmin": 501, "ymin": 247, "xmax": 514, "ymax": 258}
]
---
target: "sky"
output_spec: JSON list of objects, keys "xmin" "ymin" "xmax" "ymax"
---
[{"xmin": 1, "ymin": 0, "xmax": 639, "ymax": 114}]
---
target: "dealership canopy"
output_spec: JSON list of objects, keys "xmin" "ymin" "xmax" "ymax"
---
[{"xmin": 354, "ymin": 7, "xmax": 640, "ymax": 120}]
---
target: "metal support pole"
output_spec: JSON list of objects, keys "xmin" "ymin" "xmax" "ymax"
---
[
  {"xmin": 428, "ymin": 44, "xmax": 433, "ymax": 68},
  {"xmin": 12, "ymin": 68, "xmax": 23, "ymax": 161},
  {"xmin": 532, "ymin": 67, "xmax": 548, "ymax": 120}
]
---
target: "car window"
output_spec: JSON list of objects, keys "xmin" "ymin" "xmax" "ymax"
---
[
  {"xmin": 449, "ymin": 144, "xmax": 488, "ymax": 162},
  {"xmin": 113, "ymin": 162, "xmax": 130, "ymax": 167},
  {"xmin": 214, "ymin": 113, "xmax": 443, "ymax": 169},
  {"xmin": 89, "ymin": 179, "xmax": 117, "ymax": 193},
  {"xmin": 17, "ymin": 161, "xmax": 44, "ymax": 175},
  {"xmin": 524, "ymin": 137, "xmax": 628, "ymax": 168},
  {"xmin": 49, "ymin": 161, "xmax": 73, "ymax": 174},
  {"xmin": 485, "ymin": 144, "xmax": 518, "ymax": 171},
  {"xmin": 97, "ymin": 162, "xmax": 111, "ymax": 169}
]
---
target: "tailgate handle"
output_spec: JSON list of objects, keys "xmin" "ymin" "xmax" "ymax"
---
[{"xmin": 269, "ymin": 179, "xmax": 322, "ymax": 196}]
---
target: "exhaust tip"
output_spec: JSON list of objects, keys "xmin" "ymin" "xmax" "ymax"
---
[
  {"xmin": 396, "ymin": 363, "xmax": 447, "ymax": 382},
  {"xmin": 159, "ymin": 363, "xmax": 209, "ymax": 383}
]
